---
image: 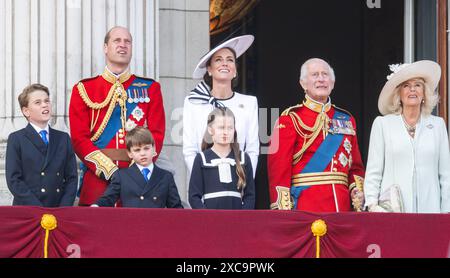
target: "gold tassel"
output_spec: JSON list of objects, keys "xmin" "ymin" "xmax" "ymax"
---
[
  {"xmin": 311, "ymin": 219, "xmax": 327, "ymax": 258},
  {"xmin": 40, "ymin": 214, "xmax": 57, "ymax": 258}
]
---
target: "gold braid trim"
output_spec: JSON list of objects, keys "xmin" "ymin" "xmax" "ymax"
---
[
  {"xmin": 77, "ymin": 82, "xmax": 115, "ymax": 109},
  {"xmin": 89, "ymin": 90, "xmax": 119, "ymax": 142},
  {"xmin": 88, "ymin": 82, "xmax": 128, "ymax": 142},
  {"xmin": 349, "ymin": 175, "xmax": 365, "ymax": 212},
  {"xmin": 349, "ymin": 175, "xmax": 364, "ymax": 192},
  {"xmin": 101, "ymin": 68, "xmax": 131, "ymax": 84},
  {"xmin": 77, "ymin": 75, "xmax": 129, "ymax": 142},
  {"xmin": 272, "ymin": 186, "xmax": 293, "ymax": 210},
  {"xmin": 85, "ymin": 150, "xmax": 118, "ymax": 180},
  {"xmin": 290, "ymin": 112, "xmax": 330, "ymax": 165}
]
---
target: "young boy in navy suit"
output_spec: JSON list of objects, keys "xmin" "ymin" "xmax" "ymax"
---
[
  {"xmin": 93, "ymin": 126, "xmax": 183, "ymax": 208},
  {"xmin": 5, "ymin": 83, "xmax": 78, "ymax": 207}
]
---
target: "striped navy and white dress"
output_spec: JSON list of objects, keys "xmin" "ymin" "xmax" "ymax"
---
[{"xmin": 188, "ymin": 148, "xmax": 255, "ymax": 209}]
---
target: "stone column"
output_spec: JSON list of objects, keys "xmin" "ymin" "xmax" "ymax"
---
[
  {"xmin": 0, "ymin": 0, "xmax": 159, "ymax": 205},
  {"xmin": 158, "ymin": 0, "xmax": 209, "ymax": 207}
]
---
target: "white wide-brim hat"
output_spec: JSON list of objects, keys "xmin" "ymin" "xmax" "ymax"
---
[
  {"xmin": 378, "ymin": 60, "xmax": 441, "ymax": 115},
  {"xmin": 192, "ymin": 35, "xmax": 255, "ymax": 79}
]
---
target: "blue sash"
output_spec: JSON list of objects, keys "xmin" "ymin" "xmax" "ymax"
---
[
  {"xmin": 290, "ymin": 110, "xmax": 349, "ymax": 208},
  {"xmin": 77, "ymin": 77, "xmax": 154, "ymax": 196}
]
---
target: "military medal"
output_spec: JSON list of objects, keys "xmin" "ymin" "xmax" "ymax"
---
[
  {"xmin": 139, "ymin": 89, "xmax": 145, "ymax": 103},
  {"xmin": 343, "ymin": 138, "xmax": 352, "ymax": 154},
  {"xmin": 338, "ymin": 152, "xmax": 348, "ymax": 167},
  {"xmin": 144, "ymin": 90, "xmax": 150, "ymax": 103},
  {"xmin": 329, "ymin": 119, "xmax": 355, "ymax": 135},
  {"xmin": 125, "ymin": 119, "xmax": 137, "ymax": 131},
  {"xmin": 133, "ymin": 89, "xmax": 139, "ymax": 103},
  {"xmin": 131, "ymin": 106, "xmax": 144, "ymax": 121},
  {"xmin": 127, "ymin": 89, "xmax": 133, "ymax": 103}
]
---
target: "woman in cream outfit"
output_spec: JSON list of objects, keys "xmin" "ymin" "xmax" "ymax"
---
[
  {"xmin": 364, "ymin": 60, "xmax": 450, "ymax": 213},
  {"xmin": 183, "ymin": 35, "xmax": 259, "ymax": 206}
]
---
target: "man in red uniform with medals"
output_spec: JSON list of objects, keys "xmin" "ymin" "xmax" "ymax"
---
[
  {"xmin": 69, "ymin": 26, "xmax": 165, "ymax": 206},
  {"xmin": 268, "ymin": 58, "xmax": 365, "ymax": 212}
]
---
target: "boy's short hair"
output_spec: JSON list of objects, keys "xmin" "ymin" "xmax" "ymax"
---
[
  {"xmin": 18, "ymin": 83, "xmax": 50, "ymax": 109},
  {"xmin": 126, "ymin": 126, "xmax": 155, "ymax": 150}
]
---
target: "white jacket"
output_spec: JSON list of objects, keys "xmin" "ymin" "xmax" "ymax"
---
[
  {"xmin": 364, "ymin": 114, "xmax": 450, "ymax": 213},
  {"xmin": 182, "ymin": 92, "xmax": 260, "ymax": 177}
]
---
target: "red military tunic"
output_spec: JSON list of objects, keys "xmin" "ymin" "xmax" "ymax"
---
[
  {"xmin": 69, "ymin": 69, "xmax": 165, "ymax": 205},
  {"xmin": 268, "ymin": 96, "xmax": 364, "ymax": 212}
]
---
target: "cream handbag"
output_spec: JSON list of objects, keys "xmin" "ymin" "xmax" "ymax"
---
[{"xmin": 378, "ymin": 184, "xmax": 404, "ymax": 212}]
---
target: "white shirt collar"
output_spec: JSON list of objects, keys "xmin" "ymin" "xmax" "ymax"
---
[
  {"xmin": 105, "ymin": 66, "xmax": 130, "ymax": 78},
  {"xmin": 136, "ymin": 163, "xmax": 154, "ymax": 174},
  {"xmin": 29, "ymin": 122, "xmax": 49, "ymax": 135}
]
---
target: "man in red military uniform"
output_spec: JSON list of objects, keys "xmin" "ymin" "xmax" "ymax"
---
[
  {"xmin": 268, "ymin": 58, "xmax": 364, "ymax": 212},
  {"xmin": 69, "ymin": 26, "xmax": 165, "ymax": 206}
]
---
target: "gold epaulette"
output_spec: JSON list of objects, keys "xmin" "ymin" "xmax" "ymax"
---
[
  {"xmin": 134, "ymin": 76, "xmax": 155, "ymax": 83},
  {"xmin": 85, "ymin": 150, "xmax": 118, "ymax": 180},
  {"xmin": 332, "ymin": 105, "xmax": 354, "ymax": 119},
  {"xmin": 280, "ymin": 104, "xmax": 303, "ymax": 116},
  {"xmin": 78, "ymin": 76, "xmax": 98, "ymax": 83}
]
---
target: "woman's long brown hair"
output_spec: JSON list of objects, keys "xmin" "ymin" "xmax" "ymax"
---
[{"xmin": 201, "ymin": 107, "xmax": 246, "ymax": 189}]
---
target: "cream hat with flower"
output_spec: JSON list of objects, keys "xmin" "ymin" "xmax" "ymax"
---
[{"xmin": 378, "ymin": 60, "xmax": 441, "ymax": 115}]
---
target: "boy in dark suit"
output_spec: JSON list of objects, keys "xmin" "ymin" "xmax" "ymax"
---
[
  {"xmin": 93, "ymin": 126, "xmax": 183, "ymax": 208},
  {"xmin": 5, "ymin": 84, "xmax": 78, "ymax": 207}
]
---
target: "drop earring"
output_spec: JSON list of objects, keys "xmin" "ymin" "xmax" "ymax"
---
[{"xmin": 208, "ymin": 72, "xmax": 212, "ymax": 76}]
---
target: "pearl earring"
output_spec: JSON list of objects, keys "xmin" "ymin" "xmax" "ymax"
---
[
  {"xmin": 422, "ymin": 99, "xmax": 425, "ymax": 104},
  {"xmin": 208, "ymin": 72, "xmax": 212, "ymax": 76}
]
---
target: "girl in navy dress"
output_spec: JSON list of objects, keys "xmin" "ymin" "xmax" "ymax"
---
[{"xmin": 189, "ymin": 107, "xmax": 255, "ymax": 209}]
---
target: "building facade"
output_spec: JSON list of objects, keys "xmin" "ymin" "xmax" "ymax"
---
[
  {"xmin": 0, "ymin": 0, "xmax": 209, "ymax": 205},
  {"xmin": 0, "ymin": 0, "xmax": 449, "ymax": 207}
]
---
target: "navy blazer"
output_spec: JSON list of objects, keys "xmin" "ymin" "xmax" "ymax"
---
[
  {"xmin": 5, "ymin": 124, "xmax": 78, "ymax": 207},
  {"xmin": 96, "ymin": 164, "xmax": 183, "ymax": 208}
]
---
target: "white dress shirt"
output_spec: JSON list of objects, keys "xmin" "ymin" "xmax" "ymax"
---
[
  {"xmin": 136, "ymin": 163, "xmax": 155, "ymax": 181},
  {"xmin": 29, "ymin": 122, "xmax": 50, "ymax": 144}
]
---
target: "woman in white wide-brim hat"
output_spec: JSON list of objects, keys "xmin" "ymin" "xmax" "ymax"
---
[
  {"xmin": 364, "ymin": 60, "xmax": 450, "ymax": 213},
  {"xmin": 182, "ymin": 35, "xmax": 260, "ymax": 206}
]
